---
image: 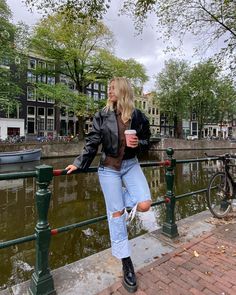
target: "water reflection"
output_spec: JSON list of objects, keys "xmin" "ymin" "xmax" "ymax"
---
[{"xmin": 0, "ymin": 149, "xmax": 234, "ymax": 289}]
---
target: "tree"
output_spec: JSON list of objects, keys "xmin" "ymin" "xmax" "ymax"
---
[
  {"xmin": 155, "ymin": 59, "xmax": 190, "ymax": 138},
  {"xmin": 30, "ymin": 12, "xmax": 115, "ymax": 91},
  {"xmin": 97, "ymin": 50, "xmax": 148, "ymax": 93},
  {"xmin": 36, "ymin": 82, "xmax": 106, "ymax": 136},
  {"xmin": 0, "ymin": 0, "xmax": 22, "ymax": 114},
  {"xmin": 122, "ymin": 0, "xmax": 236, "ymax": 74},
  {"xmin": 213, "ymin": 77, "xmax": 236, "ymax": 128},
  {"xmin": 186, "ymin": 61, "xmax": 221, "ymax": 138},
  {"xmin": 24, "ymin": 0, "xmax": 111, "ymax": 19},
  {"xmin": 25, "ymin": 0, "xmax": 236, "ymax": 70},
  {"xmin": 30, "ymin": 11, "xmax": 148, "ymax": 137}
]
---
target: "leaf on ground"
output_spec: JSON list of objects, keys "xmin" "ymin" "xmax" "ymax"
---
[
  {"xmin": 205, "ymin": 215, "xmax": 236, "ymax": 225},
  {"xmin": 173, "ymin": 253, "xmax": 182, "ymax": 257},
  {"xmin": 193, "ymin": 250, "xmax": 199, "ymax": 257}
]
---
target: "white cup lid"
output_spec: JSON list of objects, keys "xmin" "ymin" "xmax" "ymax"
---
[{"xmin": 124, "ymin": 129, "xmax": 136, "ymax": 135}]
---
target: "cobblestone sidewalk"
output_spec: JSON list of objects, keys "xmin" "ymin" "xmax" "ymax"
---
[{"xmin": 98, "ymin": 222, "xmax": 236, "ymax": 295}]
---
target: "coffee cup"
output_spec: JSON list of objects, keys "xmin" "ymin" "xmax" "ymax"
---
[{"xmin": 124, "ymin": 129, "xmax": 137, "ymax": 147}]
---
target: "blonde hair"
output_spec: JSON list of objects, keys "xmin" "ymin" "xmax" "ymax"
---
[{"xmin": 105, "ymin": 77, "xmax": 135, "ymax": 123}]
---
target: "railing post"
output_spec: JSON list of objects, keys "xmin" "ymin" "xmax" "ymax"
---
[
  {"xmin": 162, "ymin": 148, "xmax": 179, "ymax": 238},
  {"xmin": 29, "ymin": 165, "xmax": 56, "ymax": 295}
]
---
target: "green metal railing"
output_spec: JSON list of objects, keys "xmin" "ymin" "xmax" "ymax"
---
[{"xmin": 0, "ymin": 148, "xmax": 219, "ymax": 295}]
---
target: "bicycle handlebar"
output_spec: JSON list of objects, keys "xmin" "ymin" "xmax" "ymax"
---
[{"xmin": 204, "ymin": 152, "xmax": 236, "ymax": 159}]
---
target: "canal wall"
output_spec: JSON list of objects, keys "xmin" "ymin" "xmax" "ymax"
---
[
  {"xmin": 150, "ymin": 138, "xmax": 236, "ymax": 151},
  {"xmin": 0, "ymin": 141, "xmax": 85, "ymax": 158},
  {"xmin": 0, "ymin": 138, "xmax": 236, "ymax": 158}
]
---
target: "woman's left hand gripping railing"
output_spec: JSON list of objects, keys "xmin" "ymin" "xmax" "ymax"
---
[{"xmin": 29, "ymin": 165, "xmax": 56, "ymax": 295}]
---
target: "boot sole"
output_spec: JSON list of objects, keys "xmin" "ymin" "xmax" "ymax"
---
[{"xmin": 122, "ymin": 279, "xmax": 138, "ymax": 293}]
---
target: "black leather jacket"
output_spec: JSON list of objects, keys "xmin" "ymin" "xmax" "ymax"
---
[{"xmin": 73, "ymin": 108, "xmax": 151, "ymax": 170}]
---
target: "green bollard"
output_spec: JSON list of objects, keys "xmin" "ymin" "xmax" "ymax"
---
[
  {"xmin": 162, "ymin": 148, "xmax": 179, "ymax": 238},
  {"xmin": 29, "ymin": 165, "xmax": 56, "ymax": 295}
]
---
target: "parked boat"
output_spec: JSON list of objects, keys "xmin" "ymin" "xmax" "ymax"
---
[{"xmin": 0, "ymin": 149, "xmax": 41, "ymax": 165}]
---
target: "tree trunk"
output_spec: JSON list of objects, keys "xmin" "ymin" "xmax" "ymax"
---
[
  {"xmin": 77, "ymin": 115, "xmax": 85, "ymax": 140},
  {"xmin": 174, "ymin": 116, "xmax": 182, "ymax": 138}
]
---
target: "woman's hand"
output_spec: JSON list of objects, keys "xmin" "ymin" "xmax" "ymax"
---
[
  {"xmin": 65, "ymin": 164, "xmax": 78, "ymax": 174},
  {"xmin": 127, "ymin": 135, "xmax": 139, "ymax": 148}
]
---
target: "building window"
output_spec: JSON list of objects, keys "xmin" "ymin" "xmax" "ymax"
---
[
  {"xmin": 87, "ymin": 83, "xmax": 92, "ymax": 89},
  {"xmin": 27, "ymin": 86, "xmax": 36, "ymax": 101},
  {"xmin": 101, "ymin": 84, "xmax": 105, "ymax": 91},
  {"xmin": 68, "ymin": 111, "xmax": 74, "ymax": 117},
  {"xmin": 93, "ymin": 92, "xmax": 99, "ymax": 100},
  {"xmin": 38, "ymin": 116, "xmax": 45, "ymax": 131},
  {"xmin": 38, "ymin": 60, "xmax": 46, "ymax": 69},
  {"xmin": 27, "ymin": 71, "xmax": 36, "ymax": 83},
  {"xmin": 47, "ymin": 97, "xmax": 55, "ymax": 103},
  {"xmin": 37, "ymin": 96, "xmax": 46, "ymax": 102},
  {"xmin": 68, "ymin": 82, "xmax": 75, "ymax": 90},
  {"xmin": 27, "ymin": 117, "xmax": 35, "ymax": 134},
  {"xmin": 38, "ymin": 107, "xmax": 45, "ymax": 116},
  {"xmin": 27, "ymin": 106, "xmax": 35, "ymax": 116},
  {"xmin": 28, "ymin": 58, "xmax": 36, "ymax": 70},
  {"xmin": 47, "ymin": 108, "xmax": 54, "ymax": 117},
  {"xmin": 143, "ymin": 101, "xmax": 146, "ymax": 109},
  {"xmin": 60, "ymin": 107, "xmax": 66, "ymax": 116},
  {"xmin": 87, "ymin": 91, "xmax": 92, "ymax": 97},
  {"xmin": 100, "ymin": 93, "xmax": 106, "ymax": 99},
  {"xmin": 47, "ymin": 76, "xmax": 55, "ymax": 85},
  {"xmin": 38, "ymin": 74, "xmax": 46, "ymax": 83},
  {"xmin": 47, "ymin": 63, "xmax": 55, "ymax": 72},
  {"xmin": 192, "ymin": 113, "xmax": 197, "ymax": 120},
  {"xmin": 93, "ymin": 83, "xmax": 99, "ymax": 90},
  {"xmin": 47, "ymin": 118, "xmax": 54, "ymax": 131}
]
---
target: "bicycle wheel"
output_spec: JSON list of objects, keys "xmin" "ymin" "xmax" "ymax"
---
[{"xmin": 207, "ymin": 172, "xmax": 233, "ymax": 218}]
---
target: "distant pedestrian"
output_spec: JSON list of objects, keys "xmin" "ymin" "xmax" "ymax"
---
[{"xmin": 66, "ymin": 77, "xmax": 151, "ymax": 293}]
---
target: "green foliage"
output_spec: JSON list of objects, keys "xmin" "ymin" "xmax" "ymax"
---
[
  {"xmin": 186, "ymin": 61, "xmax": 219, "ymax": 134},
  {"xmin": 24, "ymin": 0, "xmax": 111, "ymax": 20},
  {"xmin": 123, "ymin": 0, "xmax": 236, "ymax": 74},
  {"xmin": 155, "ymin": 58, "xmax": 236, "ymax": 138},
  {"xmin": 30, "ymin": 12, "xmax": 114, "ymax": 92},
  {"xmin": 29, "ymin": 10, "xmax": 148, "ymax": 117},
  {"xmin": 155, "ymin": 59, "xmax": 190, "ymax": 120},
  {"xmin": 36, "ymin": 83, "xmax": 100, "ymax": 117},
  {"xmin": 0, "ymin": 0, "xmax": 22, "ymax": 113}
]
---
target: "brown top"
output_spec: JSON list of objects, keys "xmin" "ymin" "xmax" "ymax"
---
[{"xmin": 103, "ymin": 111, "xmax": 130, "ymax": 171}]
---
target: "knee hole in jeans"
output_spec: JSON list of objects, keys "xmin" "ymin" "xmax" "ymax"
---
[
  {"xmin": 112, "ymin": 209, "xmax": 125, "ymax": 218},
  {"xmin": 137, "ymin": 200, "xmax": 151, "ymax": 212}
]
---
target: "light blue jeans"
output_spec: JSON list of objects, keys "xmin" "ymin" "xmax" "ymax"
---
[{"xmin": 98, "ymin": 157, "xmax": 151, "ymax": 259}]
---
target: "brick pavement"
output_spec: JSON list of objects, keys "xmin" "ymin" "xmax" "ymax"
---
[{"xmin": 97, "ymin": 223, "xmax": 236, "ymax": 295}]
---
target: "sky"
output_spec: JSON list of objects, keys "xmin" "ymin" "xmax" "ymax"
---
[{"xmin": 7, "ymin": 0, "xmax": 212, "ymax": 93}]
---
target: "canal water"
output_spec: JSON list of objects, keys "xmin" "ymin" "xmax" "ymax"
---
[{"xmin": 0, "ymin": 149, "xmax": 235, "ymax": 290}]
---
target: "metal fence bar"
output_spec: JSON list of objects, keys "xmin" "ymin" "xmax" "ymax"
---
[
  {"xmin": 0, "ymin": 234, "xmax": 36, "ymax": 249},
  {"xmin": 0, "ymin": 171, "xmax": 36, "ymax": 180},
  {"xmin": 176, "ymin": 157, "xmax": 219, "ymax": 164}
]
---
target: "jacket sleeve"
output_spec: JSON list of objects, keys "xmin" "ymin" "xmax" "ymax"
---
[
  {"xmin": 73, "ymin": 112, "xmax": 102, "ymax": 171},
  {"xmin": 138, "ymin": 112, "xmax": 151, "ymax": 151}
]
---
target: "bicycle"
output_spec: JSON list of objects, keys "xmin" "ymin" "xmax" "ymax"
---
[{"xmin": 206, "ymin": 153, "xmax": 236, "ymax": 218}]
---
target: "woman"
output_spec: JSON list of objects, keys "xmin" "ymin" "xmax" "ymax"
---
[{"xmin": 66, "ymin": 77, "xmax": 152, "ymax": 293}]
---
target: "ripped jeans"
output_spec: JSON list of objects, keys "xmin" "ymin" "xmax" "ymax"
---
[{"xmin": 98, "ymin": 157, "xmax": 151, "ymax": 259}]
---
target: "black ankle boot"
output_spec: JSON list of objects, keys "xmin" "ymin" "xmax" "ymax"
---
[{"xmin": 122, "ymin": 257, "xmax": 137, "ymax": 293}]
